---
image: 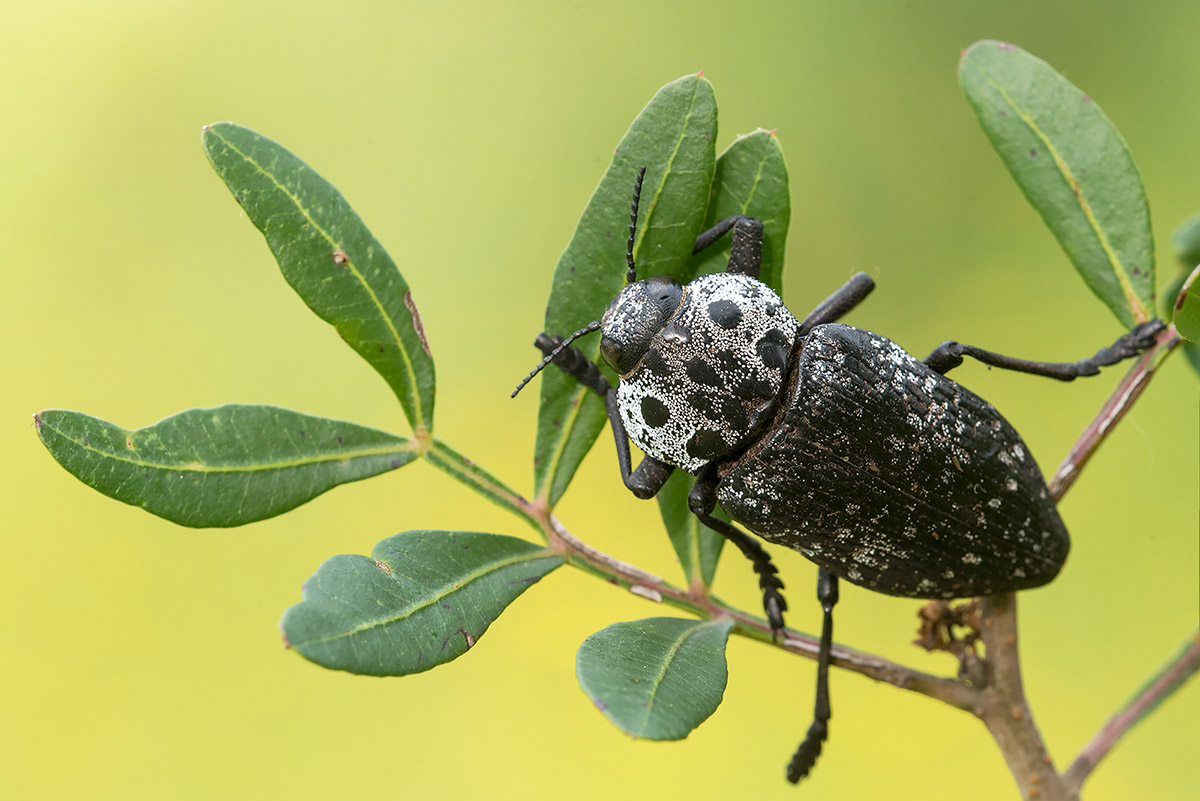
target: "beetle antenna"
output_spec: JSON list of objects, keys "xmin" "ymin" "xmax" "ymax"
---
[
  {"xmin": 626, "ymin": 165, "xmax": 647, "ymax": 284},
  {"xmin": 512, "ymin": 321, "xmax": 603, "ymax": 398}
]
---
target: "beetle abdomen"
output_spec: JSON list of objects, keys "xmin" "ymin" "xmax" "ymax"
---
[{"xmin": 715, "ymin": 324, "xmax": 1069, "ymax": 598}]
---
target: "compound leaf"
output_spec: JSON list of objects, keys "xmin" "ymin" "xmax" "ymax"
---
[
  {"xmin": 204, "ymin": 122, "xmax": 435, "ymax": 433},
  {"xmin": 960, "ymin": 41, "xmax": 1154, "ymax": 328},
  {"xmin": 35, "ymin": 405, "xmax": 417, "ymax": 527},
  {"xmin": 282, "ymin": 530, "xmax": 562, "ymax": 675},
  {"xmin": 576, "ymin": 617, "xmax": 733, "ymax": 740},
  {"xmin": 533, "ymin": 74, "xmax": 717, "ymax": 508}
]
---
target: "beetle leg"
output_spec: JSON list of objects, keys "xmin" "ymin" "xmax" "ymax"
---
[
  {"xmin": 692, "ymin": 215, "xmax": 764, "ymax": 279},
  {"xmin": 534, "ymin": 333, "xmax": 675, "ymax": 500},
  {"xmin": 533, "ymin": 333, "xmax": 611, "ymax": 396},
  {"xmin": 688, "ymin": 468, "xmax": 788, "ymax": 634},
  {"xmin": 923, "ymin": 319, "xmax": 1165, "ymax": 379},
  {"xmin": 787, "ymin": 569, "xmax": 838, "ymax": 784},
  {"xmin": 798, "ymin": 272, "xmax": 876, "ymax": 336}
]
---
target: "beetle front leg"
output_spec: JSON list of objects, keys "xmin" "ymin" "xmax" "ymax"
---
[
  {"xmin": 688, "ymin": 467, "xmax": 788, "ymax": 634},
  {"xmin": 787, "ymin": 568, "xmax": 838, "ymax": 784},
  {"xmin": 923, "ymin": 319, "xmax": 1165, "ymax": 379},
  {"xmin": 533, "ymin": 333, "xmax": 675, "ymax": 500},
  {"xmin": 692, "ymin": 215, "xmax": 764, "ymax": 279}
]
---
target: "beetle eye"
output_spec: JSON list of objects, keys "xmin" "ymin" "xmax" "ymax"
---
[{"xmin": 600, "ymin": 336, "xmax": 621, "ymax": 370}]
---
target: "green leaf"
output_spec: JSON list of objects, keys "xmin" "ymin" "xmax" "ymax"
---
[
  {"xmin": 576, "ymin": 617, "xmax": 733, "ymax": 740},
  {"xmin": 1165, "ymin": 215, "xmax": 1200, "ymax": 374},
  {"xmin": 1171, "ymin": 213, "xmax": 1200, "ymax": 271},
  {"xmin": 533, "ymin": 74, "xmax": 718, "ymax": 507},
  {"xmin": 656, "ymin": 470, "xmax": 724, "ymax": 588},
  {"xmin": 203, "ymin": 122, "xmax": 435, "ymax": 433},
  {"xmin": 960, "ymin": 41, "xmax": 1155, "ymax": 328},
  {"xmin": 1172, "ymin": 265, "xmax": 1200, "ymax": 341},
  {"xmin": 281, "ymin": 530, "xmax": 562, "ymax": 675},
  {"xmin": 686, "ymin": 128, "xmax": 791, "ymax": 292},
  {"xmin": 35, "ymin": 405, "xmax": 417, "ymax": 527}
]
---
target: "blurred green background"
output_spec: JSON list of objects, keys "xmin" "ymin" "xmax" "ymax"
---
[{"xmin": 3, "ymin": 1, "xmax": 1197, "ymax": 799}]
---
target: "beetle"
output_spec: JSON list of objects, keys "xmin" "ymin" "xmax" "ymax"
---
[{"xmin": 512, "ymin": 166, "xmax": 1164, "ymax": 783}]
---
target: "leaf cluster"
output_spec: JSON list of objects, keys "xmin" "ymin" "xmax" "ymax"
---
[{"xmin": 35, "ymin": 41, "xmax": 1198, "ymax": 778}]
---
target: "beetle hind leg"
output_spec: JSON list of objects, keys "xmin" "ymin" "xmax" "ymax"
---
[
  {"xmin": 688, "ymin": 468, "xmax": 787, "ymax": 634},
  {"xmin": 923, "ymin": 319, "xmax": 1165, "ymax": 379},
  {"xmin": 787, "ymin": 569, "xmax": 838, "ymax": 784}
]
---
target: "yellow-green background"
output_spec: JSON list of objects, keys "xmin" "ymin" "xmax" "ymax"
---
[{"xmin": 3, "ymin": 1, "xmax": 1196, "ymax": 799}]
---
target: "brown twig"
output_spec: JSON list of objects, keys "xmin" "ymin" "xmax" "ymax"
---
[
  {"xmin": 1063, "ymin": 629, "xmax": 1200, "ymax": 793},
  {"xmin": 1048, "ymin": 324, "xmax": 1182, "ymax": 501},
  {"xmin": 977, "ymin": 593, "xmax": 1077, "ymax": 801},
  {"xmin": 543, "ymin": 512, "xmax": 978, "ymax": 710}
]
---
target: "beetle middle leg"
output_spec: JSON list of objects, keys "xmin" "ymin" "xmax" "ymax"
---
[
  {"xmin": 923, "ymin": 319, "xmax": 1165, "ymax": 379},
  {"xmin": 692, "ymin": 215, "xmax": 765, "ymax": 278},
  {"xmin": 688, "ymin": 467, "xmax": 788, "ymax": 634}
]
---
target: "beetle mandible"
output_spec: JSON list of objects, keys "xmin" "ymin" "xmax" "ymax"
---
[{"xmin": 512, "ymin": 166, "xmax": 1163, "ymax": 783}]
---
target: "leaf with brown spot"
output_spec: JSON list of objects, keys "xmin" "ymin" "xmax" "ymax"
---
[
  {"xmin": 204, "ymin": 122, "xmax": 436, "ymax": 432},
  {"xmin": 282, "ymin": 530, "xmax": 563, "ymax": 675}
]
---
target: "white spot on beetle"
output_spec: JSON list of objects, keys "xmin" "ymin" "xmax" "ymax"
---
[{"xmin": 962, "ymin": 552, "xmax": 982, "ymax": 565}]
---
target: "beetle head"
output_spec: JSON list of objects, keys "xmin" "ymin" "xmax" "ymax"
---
[{"xmin": 599, "ymin": 276, "xmax": 684, "ymax": 374}]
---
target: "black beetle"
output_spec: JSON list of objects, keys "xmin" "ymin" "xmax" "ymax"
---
[{"xmin": 513, "ymin": 166, "xmax": 1163, "ymax": 783}]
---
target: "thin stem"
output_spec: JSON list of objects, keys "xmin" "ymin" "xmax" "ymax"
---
[
  {"xmin": 1063, "ymin": 629, "xmax": 1200, "ymax": 793},
  {"xmin": 1049, "ymin": 324, "xmax": 1182, "ymax": 501},
  {"xmin": 540, "ymin": 512, "xmax": 977, "ymax": 710}
]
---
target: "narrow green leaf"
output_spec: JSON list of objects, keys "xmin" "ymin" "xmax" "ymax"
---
[
  {"xmin": 576, "ymin": 617, "xmax": 733, "ymax": 740},
  {"xmin": 424, "ymin": 437, "xmax": 542, "ymax": 534},
  {"xmin": 35, "ymin": 405, "xmax": 417, "ymax": 527},
  {"xmin": 686, "ymin": 128, "xmax": 791, "ymax": 292},
  {"xmin": 1171, "ymin": 213, "xmax": 1200, "ymax": 271},
  {"xmin": 533, "ymin": 74, "xmax": 718, "ymax": 507},
  {"xmin": 656, "ymin": 470, "xmax": 725, "ymax": 588},
  {"xmin": 960, "ymin": 41, "xmax": 1154, "ymax": 328},
  {"xmin": 281, "ymin": 530, "xmax": 563, "ymax": 675},
  {"xmin": 203, "ymin": 122, "xmax": 435, "ymax": 433},
  {"xmin": 1166, "ymin": 215, "xmax": 1200, "ymax": 373},
  {"xmin": 1172, "ymin": 264, "xmax": 1200, "ymax": 341}
]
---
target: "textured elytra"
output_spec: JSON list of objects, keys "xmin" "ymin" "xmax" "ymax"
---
[
  {"xmin": 715, "ymin": 324, "xmax": 1069, "ymax": 598},
  {"xmin": 614, "ymin": 273, "xmax": 799, "ymax": 473}
]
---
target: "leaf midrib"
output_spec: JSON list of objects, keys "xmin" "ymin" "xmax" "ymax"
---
[
  {"xmin": 635, "ymin": 621, "xmax": 719, "ymax": 735},
  {"xmin": 40, "ymin": 419, "xmax": 415, "ymax": 474},
  {"xmin": 206, "ymin": 125, "xmax": 428, "ymax": 428},
  {"xmin": 969, "ymin": 61, "xmax": 1149, "ymax": 323},
  {"xmin": 295, "ymin": 549, "xmax": 560, "ymax": 646}
]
